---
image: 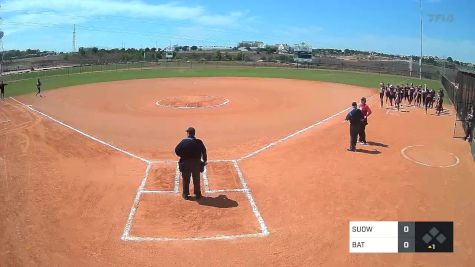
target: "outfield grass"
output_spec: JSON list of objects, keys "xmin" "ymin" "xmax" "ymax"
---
[{"xmin": 2, "ymin": 66, "xmax": 444, "ymax": 99}]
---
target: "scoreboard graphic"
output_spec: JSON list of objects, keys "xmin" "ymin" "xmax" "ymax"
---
[{"xmin": 349, "ymin": 221, "xmax": 453, "ymax": 253}]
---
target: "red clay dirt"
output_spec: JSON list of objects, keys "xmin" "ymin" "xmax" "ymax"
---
[
  {"xmin": 13, "ymin": 77, "xmax": 370, "ymax": 160},
  {"xmin": 130, "ymin": 193, "xmax": 259, "ymax": 239},
  {"xmin": 1, "ymin": 77, "xmax": 474, "ymax": 266}
]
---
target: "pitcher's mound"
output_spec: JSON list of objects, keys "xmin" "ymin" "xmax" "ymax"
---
[
  {"xmin": 401, "ymin": 145, "xmax": 460, "ymax": 168},
  {"xmin": 156, "ymin": 95, "xmax": 229, "ymax": 109}
]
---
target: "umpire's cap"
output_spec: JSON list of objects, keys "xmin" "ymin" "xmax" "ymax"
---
[{"xmin": 186, "ymin": 127, "xmax": 195, "ymax": 136}]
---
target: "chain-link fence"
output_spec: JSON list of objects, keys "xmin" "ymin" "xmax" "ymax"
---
[{"xmin": 442, "ymin": 71, "xmax": 475, "ymax": 158}]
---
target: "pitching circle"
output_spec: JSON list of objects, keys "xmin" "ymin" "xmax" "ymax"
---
[
  {"xmin": 400, "ymin": 145, "xmax": 460, "ymax": 168},
  {"xmin": 156, "ymin": 95, "xmax": 229, "ymax": 109}
]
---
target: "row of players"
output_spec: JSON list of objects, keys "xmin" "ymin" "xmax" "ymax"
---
[{"xmin": 378, "ymin": 83, "xmax": 445, "ymax": 115}]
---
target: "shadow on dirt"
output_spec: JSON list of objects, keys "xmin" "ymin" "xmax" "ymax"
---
[
  {"xmin": 355, "ymin": 148, "xmax": 382, "ymax": 155},
  {"xmin": 195, "ymin": 194, "xmax": 239, "ymax": 208}
]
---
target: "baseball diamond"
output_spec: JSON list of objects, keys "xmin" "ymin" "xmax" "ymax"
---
[
  {"xmin": 1, "ymin": 1, "xmax": 475, "ymax": 263},
  {"xmin": 1, "ymin": 68, "xmax": 474, "ymax": 266}
]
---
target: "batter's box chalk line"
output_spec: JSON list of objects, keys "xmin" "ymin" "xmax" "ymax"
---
[
  {"xmin": 121, "ymin": 160, "xmax": 269, "ymax": 241},
  {"xmin": 10, "ymin": 93, "xmax": 376, "ymax": 241}
]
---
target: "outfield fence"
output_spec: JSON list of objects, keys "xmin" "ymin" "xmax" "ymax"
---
[{"xmin": 0, "ymin": 58, "xmax": 460, "ymax": 84}]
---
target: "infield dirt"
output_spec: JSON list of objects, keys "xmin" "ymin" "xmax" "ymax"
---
[{"xmin": 1, "ymin": 77, "xmax": 474, "ymax": 266}]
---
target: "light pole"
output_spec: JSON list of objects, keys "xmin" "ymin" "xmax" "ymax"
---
[
  {"xmin": 419, "ymin": 0, "xmax": 423, "ymax": 80},
  {"xmin": 0, "ymin": 31, "xmax": 4, "ymax": 76}
]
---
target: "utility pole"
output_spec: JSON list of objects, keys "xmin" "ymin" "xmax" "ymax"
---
[
  {"xmin": 419, "ymin": 0, "xmax": 423, "ymax": 80},
  {"xmin": 72, "ymin": 24, "xmax": 76, "ymax": 52},
  {"xmin": 0, "ymin": 5, "xmax": 3, "ymax": 75}
]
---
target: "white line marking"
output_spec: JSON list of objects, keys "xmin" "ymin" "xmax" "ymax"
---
[
  {"xmin": 10, "ymin": 97, "xmax": 150, "ymax": 164},
  {"xmin": 150, "ymin": 159, "xmax": 178, "ymax": 164},
  {"xmin": 10, "ymin": 90, "xmax": 377, "ymax": 242},
  {"xmin": 174, "ymin": 162, "xmax": 180, "ymax": 193},
  {"xmin": 233, "ymin": 160, "xmax": 269, "ymax": 236},
  {"xmin": 239, "ymin": 107, "xmax": 351, "ymax": 160},
  {"xmin": 141, "ymin": 190, "xmax": 177, "ymax": 194},
  {"xmin": 206, "ymin": 188, "xmax": 248, "ymax": 193},
  {"xmin": 401, "ymin": 145, "xmax": 460, "ymax": 168},
  {"xmin": 203, "ymin": 167, "xmax": 210, "ymax": 192},
  {"xmin": 156, "ymin": 96, "xmax": 230, "ymax": 109},
  {"xmin": 239, "ymin": 94, "xmax": 377, "ymax": 160},
  {"xmin": 121, "ymin": 163, "xmax": 152, "ymax": 240},
  {"xmin": 124, "ymin": 232, "xmax": 266, "ymax": 241},
  {"xmin": 208, "ymin": 159, "xmax": 235, "ymax": 163}
]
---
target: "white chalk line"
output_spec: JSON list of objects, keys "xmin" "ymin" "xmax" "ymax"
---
[
  {"xmin": 10, "ymin": 92, "xmax": 371, "ymax": 242},
  {"xmin": 141, "ymin": 190, "xmax": 177, "ymax": 194},
  {"xmin": 10, "ymin": 97, "xmax": 150, "ymax": 164},
  {"xmin": 233, "ymin": 160, "xmax": 269, "ymax": 236},
  {"xmin": 121, "ymin": 163, "xmax": 152, "ymax": 240},
  {"xmin": 203, "ymin": 167, "xmax": 210, "ymax": 192},
  {"xmin": 156, "ymin": 97, "xmax": 230, "ymax": 109},
  {"xmin": 174, "ymin": 162, "xmax": 180, "ymax": 193},
  {"xmin": 124, "ymin": 232, "xmax": 266, "ymax": 242},
  {"xmin": 141, "ymin": 188, "xmax": 248, "ymax": 194},
  {"xmin": 401, "ymin": 145, "xmax": 460, "ymax": 168},
  {"xmin": 9, "ymin": 93, "xmax": 368, "ymax": 242},
  {"xmin": 239, "ymin": 106, "xmax": 351, "ymax": 160},
  {"xmin": 125, "ymin": 160, "xmax": 268, "ymax": 241},
  {"xmin": 239, "ymin": 94, "xmax": 378, "ymax": 161}
]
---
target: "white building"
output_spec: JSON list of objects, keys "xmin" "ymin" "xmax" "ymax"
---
[
  {"xmin": 238, "ymin": 41, "xmax": 265, "ymax": 50},
  {"xmin": 276, "ymin": 44, "xmax": 291, "ymax": 54}
]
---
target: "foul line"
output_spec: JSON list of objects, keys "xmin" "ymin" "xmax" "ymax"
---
[
  {"xmin": 10, "ymin": 93, "xmax": 375, "ymax": 242},
  {"xmin": 233, "ymin": 160, "xmax": 269, "ymax": 236},
  {"xmin": 239, "ymin": 94, "xmax": 378, "ymax": 161},
  {"xmin": 121, "ymin": 163, "xmax": 152, "ymax": 240},
  {"xmin": 10, "ymin": 97, "xmax": 150, "ymax": 164},
  {"xmin": 239, "ymin": 106, "xmax": 351, "ymax": 160}
]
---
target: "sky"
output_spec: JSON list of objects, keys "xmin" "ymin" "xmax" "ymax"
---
[{"xmin": 1, "ymin": 0, "xmax": 474, "ymax": 63}]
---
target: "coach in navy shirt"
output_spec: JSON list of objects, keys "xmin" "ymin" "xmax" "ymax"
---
[{"xmin": 175, "ymin": 127, "xmax": 207, "ymax": 200}]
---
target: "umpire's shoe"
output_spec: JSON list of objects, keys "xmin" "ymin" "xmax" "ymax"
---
[{"xmin": 182, "ymin": 194, "xmax": 190, "ymax": 200}]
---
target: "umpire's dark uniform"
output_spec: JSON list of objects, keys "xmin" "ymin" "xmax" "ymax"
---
[
  {"xmin": 175, "ymin": 127, "xmax": 207, "ymax": 200},
  {"xmin": 345, "ymin": 102, "xmax": 364, "ymax": 152}
]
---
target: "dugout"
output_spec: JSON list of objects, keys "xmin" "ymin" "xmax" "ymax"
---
[{"xmin": 443, "ymin": 70, "xmax": 475, "ymax": 159}]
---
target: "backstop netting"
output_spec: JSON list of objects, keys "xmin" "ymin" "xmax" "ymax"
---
[{"xmin": 442, "ymin": 71, "xmax": 475, "ymax": 159}]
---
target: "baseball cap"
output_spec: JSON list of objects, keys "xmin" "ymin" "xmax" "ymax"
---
[{"xmin": 186, "ymin": 127, "xmax": 195, "ymax": 135}]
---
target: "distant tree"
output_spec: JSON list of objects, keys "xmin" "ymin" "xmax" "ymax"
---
[
  {"xmin": 214, "ymin": 50, "xmax": 222, "ymax": 61},
  {"xmin": 237, "ymin": 51, "xmax": 244, "ymax": 60},
  {"xmin": 191, "ymin": 45, "xmax": 198, "ymax": 51},
  {"xmin": 79, "ymin": 47, "xmax": 86, "ymax": 56},
  {"xmin": 91, "ymin": 47, "xmax": 99, "ymax": 54},
  {"xmin": 447, "ymin": 57, "xmax": 453, "ymax": 63},
  {"xmin": 182, "ymin": 46, "xmax": 189, "ymax": 51}
]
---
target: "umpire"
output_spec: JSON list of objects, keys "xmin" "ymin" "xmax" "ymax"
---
[
  {"xmin": 175, "ymin": 127, "xmax": 207, "ymax": 200},
  {"xmin": 345, "ymin": 102, "xmax": 364, "ymax": 152}
]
